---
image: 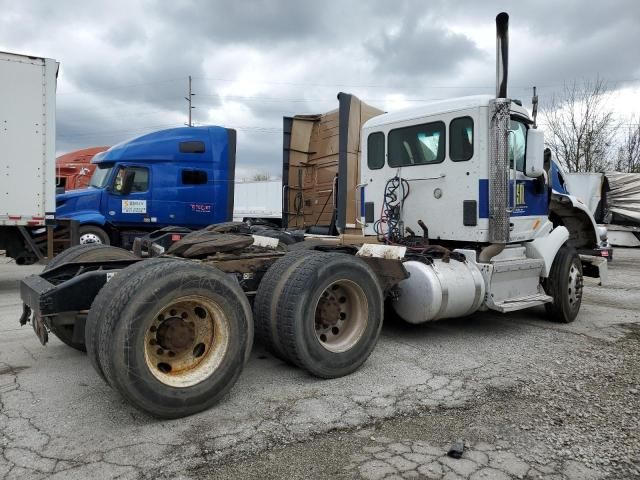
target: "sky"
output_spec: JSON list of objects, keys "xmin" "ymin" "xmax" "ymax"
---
[{"xmin": 1, "ymin": 0, "xmax": 639, "ymax": 179}]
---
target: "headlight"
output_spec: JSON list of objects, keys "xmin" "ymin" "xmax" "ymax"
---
[{"xmin": 596, "ymin": 226, "xmax": 608, "ymax": 241}]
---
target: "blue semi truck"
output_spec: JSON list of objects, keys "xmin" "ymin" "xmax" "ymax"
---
[{"xmin": 56, "ymin": 126, "xmax": 237, "ymax": 247}]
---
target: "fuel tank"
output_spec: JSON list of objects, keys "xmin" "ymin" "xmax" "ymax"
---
[{"xmin": 392, "ymin": 258, "xmax": 485, "ymax": 324}]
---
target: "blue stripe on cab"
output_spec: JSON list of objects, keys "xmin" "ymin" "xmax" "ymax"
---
[
  {"xmin": 478, "ymin": 178, "xmax": 548, "ymax": 219},
  {"xmin": 479, "ymin": 179, "xmax": 489, "ymax": 218}
]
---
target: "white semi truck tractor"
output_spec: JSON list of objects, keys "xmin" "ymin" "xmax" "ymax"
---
[{"xmin": 20, "ymin": 13, "xmax": 597, "ymax": 418}]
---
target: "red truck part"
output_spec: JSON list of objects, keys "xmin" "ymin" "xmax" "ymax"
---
[{"xmin": 56, "ymin": 146, "xmax": 108, "ymax": 190}]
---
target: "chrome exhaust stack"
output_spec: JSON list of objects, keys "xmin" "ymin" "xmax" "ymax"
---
[{"xmin": 487, "ymin": 12, "xmax": 511, "ymax": 249}]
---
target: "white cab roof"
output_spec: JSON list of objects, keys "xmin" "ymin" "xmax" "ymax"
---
[{"xmin": 363, "ymin": 95, "xmax": 530, "ymax": 129}]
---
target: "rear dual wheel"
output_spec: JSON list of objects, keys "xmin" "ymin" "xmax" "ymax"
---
[
  {"xmin": 86, "ymin": 259, "xmax": 253, "ymax": 418},
  {"xmin": 255, "ymin": 252, "xmax": 383, "ymax": 378},
  {"xmin": 143, "ymin": 296, "xmax": 230, "ymax": 388}
]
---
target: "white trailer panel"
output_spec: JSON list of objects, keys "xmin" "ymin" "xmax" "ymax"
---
[
  {"xmin": 233, "ymin": 180, "xmax": 282, "ymax": 221},
  {"xmin": 0, "ymin": 51, "xmax": 57, "ymax": 226},
  {"xmin": 563, "ymin": 172, "xmax": 603, "ymax": 216}
]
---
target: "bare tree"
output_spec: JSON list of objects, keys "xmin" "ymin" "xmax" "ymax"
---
[
  {"xmin": 252, "ymin": 172, "xmax": 271, "ymax": 181},
  {"xmin": 543, "ymin": 78, "xmax": 619, "ymax": 172},
  {"xmin": 615, "ymin": 118, "xmax": 640, "ymax": 173}
]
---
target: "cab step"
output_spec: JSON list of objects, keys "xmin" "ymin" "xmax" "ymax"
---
[{"xmin": 491, "ymin": 293, "xmax": 553, "ymax": 313}]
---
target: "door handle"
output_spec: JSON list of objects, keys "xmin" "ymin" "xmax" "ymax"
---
[{"xmin": 354, "ymin": 183, "xmax": 367, "ymax": 226}]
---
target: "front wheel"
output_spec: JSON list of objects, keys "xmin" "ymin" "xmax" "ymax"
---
[
  {"xmin": 543, "ymin": 246, "xmax": 583, "ymax": 323},
  {"xmin": 79, "ymin": 225, "xmax": 110, "ymax": 245}
]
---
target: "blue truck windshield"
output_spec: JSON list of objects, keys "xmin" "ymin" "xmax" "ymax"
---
[{"xmin": 89, "ymin": 165, "xmax": 114, "ymax": 188}]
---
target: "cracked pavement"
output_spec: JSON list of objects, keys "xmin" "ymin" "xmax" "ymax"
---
[{"xmin": 1, "ymin": 249, "xmax": 639, "ymax": 479}]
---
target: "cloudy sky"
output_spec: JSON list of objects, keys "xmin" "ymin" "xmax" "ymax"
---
[{"xmin": 1, "ymin": 0, "xmax": 639, "ymax": 178}]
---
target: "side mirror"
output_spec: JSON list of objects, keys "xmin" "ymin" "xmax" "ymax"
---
[
  {"xmin": 525, "ymin": 129, "xmax": 545, "ymax": 178},
  {"xmin": 119, "ymin": 170, "xmax": 136, "ymax": 195}
]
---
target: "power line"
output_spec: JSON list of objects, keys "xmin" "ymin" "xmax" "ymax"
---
[
  {"xmin": 58, "ymin": 124, "xmax": 284, "ymax": 139},
  {"xmin": 58, "ymin": 123, "xmax": 182, "ymax": 138},
  {"xmin": 193, "ymin": 75, "xmax": 640, "ymax": 90},
  {"xmin": 56, "ymin": 77, "xmax": 186, "ymax": 96},
  {"xmin": 53, "ymin": 74, "xmax": 640, "ymax": 103}
]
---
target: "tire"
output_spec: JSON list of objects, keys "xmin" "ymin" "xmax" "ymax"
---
[
  {"xmin": 253, "ymin": 250, "xmax": 320, "ymax": 360},
  {"xmin": 86, "ymin": 257, "xmax": 172, "ymax": 383},
  {"xmin": 275, "ymin": 253, "xmax": 383, "ymax": 378},
  {"xmin": 91, "ymin": 259, "xmax": 253, "ymax": 418},
  {"xmin": 543, "ymin": 246, "xmax": 583, "ymax": 323},
  {"xmin": 79, "ymin": 225, "xmax": 110, "ymax": 245},
  {"xmin": 44, "ymin": 244, "xmax": 137, "ymax": 352}
]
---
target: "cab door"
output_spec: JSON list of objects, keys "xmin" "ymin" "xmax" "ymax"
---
[{"xmin": 106, "ymin": 165, "xmax": 152, "ymax": 226}]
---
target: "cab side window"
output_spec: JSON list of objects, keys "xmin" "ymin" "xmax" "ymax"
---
[
  {"xmin": 367, "ymin": 132, "xmax": 385, "ymax": 170},
  {"xmin": 388, "ymin": 122, "xmax": 445, "ymax": 167},
  {"xmin": 450, "ymin": 117, "xmax": 474, "ymax": 161},
  {"xmin": 112, "ymin": 166, "xmax": 149, "ymax": 194},
  {"xmin": 182, "ymin": 170, "xmax": 208, "ymax": 185}
]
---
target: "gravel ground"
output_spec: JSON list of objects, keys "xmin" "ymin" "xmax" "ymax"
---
[{"xmin": 0, "ymin": 249, "xmax": 639, "ymax": 479}]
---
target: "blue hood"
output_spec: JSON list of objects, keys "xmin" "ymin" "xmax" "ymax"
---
[{"xmin": 56, "ymin": 188, "xmax": 102, "ymax": 217}]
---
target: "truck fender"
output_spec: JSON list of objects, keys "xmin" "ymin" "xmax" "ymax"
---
[
  {"xmin": 549, "ymin": 192, "xmax": 600, "ymax": 248},
  {"xmin": 60, "ymin": 212, "xmax": 107, "ymax": 226},
  {"xmin": 525, "ymin": 225, "xmax": 570, "ymax": 277}
]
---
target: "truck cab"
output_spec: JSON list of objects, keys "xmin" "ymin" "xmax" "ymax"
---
[
  {"xmin": 361, "ymin": 95, "xmax": 548, "ymax": 244},
  {"xmin": 55, "ymin": 126, "xmax": 236, "ymax": 247}
]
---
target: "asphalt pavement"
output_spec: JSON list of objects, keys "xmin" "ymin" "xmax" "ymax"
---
[{"xmin": 1, "ymin": 250, "xmax": 638, "ymax": 479}]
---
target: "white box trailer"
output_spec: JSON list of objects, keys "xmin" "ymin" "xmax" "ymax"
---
[
  {"xmin": 232, "ymin": 179, "xmax": 282, "ymax": 225},
  {"xmin": 0, "ymin": 51, "xmax": 59, "ymax": 263}
]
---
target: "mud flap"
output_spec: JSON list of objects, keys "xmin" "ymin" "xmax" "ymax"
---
[
  {"xmin": 19, "ymin": 304, "xmax": 31, "ymax": 326},
  {"xmin": 580, "ymin": 254, "xmax": 608, "ymax": 286},
  {"xmin": 32, "ymin": 314, "xmax": 48, "ymax": 346}
]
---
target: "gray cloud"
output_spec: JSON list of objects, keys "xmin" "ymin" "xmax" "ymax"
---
[
  {"xmin": 366, "ymin": 16, "xmax": 485, "ymax": 78},
  {"xmin": 0, "ymin": 0, "xmax": 639, "ymax": 176}
]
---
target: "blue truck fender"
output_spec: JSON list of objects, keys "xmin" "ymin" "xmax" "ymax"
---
[{"xmin": 60, "ymin": 211, "xmax": 108, "ymax": 227}]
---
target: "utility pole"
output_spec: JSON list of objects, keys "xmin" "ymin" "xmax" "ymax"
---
[{"xmin": 185, "ymin": 75, "xmax": 195, "ymax": 127}]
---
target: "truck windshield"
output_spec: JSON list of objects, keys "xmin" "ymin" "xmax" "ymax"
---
[{"xmin": 89, "ymin": 164, "xmax": 114, "ymax": 188}]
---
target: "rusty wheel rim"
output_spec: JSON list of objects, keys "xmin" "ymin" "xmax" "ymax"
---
[
  {"xmin": 144, "ymin": 295, "xmax": 229, "ymax": 388},
  {"xmin": 314, "ymin": 279, "xmax": 368, "ymax": 353}
]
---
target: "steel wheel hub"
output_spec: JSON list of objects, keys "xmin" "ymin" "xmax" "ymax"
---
[
  {"xmin": 314, "ymin": 280, "xmax": 368, "ymax": 353},
  {"xmin": 144, "ymin": 296, "xmax": 230, "ymax": 388},
  {"xmin": 567, "ymin": 264, "xmax": 583, "ymax": 307},
  {"xmin": 80, "ymin": 233, "xmax": 102, "ymax": 244},
  {"xmin": 156, "ymin": 317, "xmax": 196, "ymax": 353}
]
